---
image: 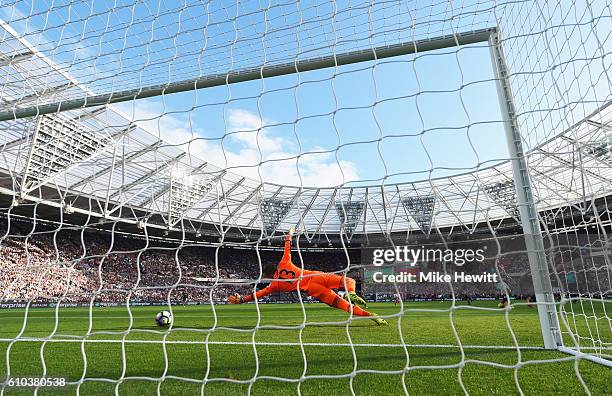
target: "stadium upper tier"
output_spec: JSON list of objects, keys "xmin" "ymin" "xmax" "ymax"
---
[{"xmin": 1, "ymin": 17, "xmax": 612, "ymax": 237}]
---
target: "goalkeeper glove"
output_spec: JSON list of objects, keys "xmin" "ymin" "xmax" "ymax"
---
[
  {"xmin": 286, "ymin": 226, "xmax": 296, "ymax": 241},
  {"xmin": 228, "ymin": 293, "xmax": 245, "ymax": 304}
]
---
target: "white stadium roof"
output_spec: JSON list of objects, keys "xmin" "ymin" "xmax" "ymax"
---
[{"xmin": 1, "ymin": 13, "xmax": 612, "ymax": 238}]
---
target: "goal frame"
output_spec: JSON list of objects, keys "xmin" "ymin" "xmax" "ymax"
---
[{"xmin": 489, "ymin": 30, "xmax": 611, "ymax": 367}]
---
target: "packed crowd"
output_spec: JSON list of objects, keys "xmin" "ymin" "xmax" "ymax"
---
[
  {"xmin": 0, "ymin": 238, "xmax": 93, "ymax": 301},
  {"xmin": 0, "ymin": 218, "xmax": 606, "ymax": 304},
  {"xmin": 0, "ymin": 218, "xmax": 360, "ymax": 304}
]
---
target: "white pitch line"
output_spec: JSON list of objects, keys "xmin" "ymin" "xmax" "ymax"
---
[
  {"xmin": 0, "ymin": 312, "xmax": 408, "ymax": 319},
  {"xmin": 0, "ymin": 339, "xmax": 608, "ymax": 352},
  {"xmin": 0, "ymin": 338, "xmax": 549, "ymax": 349}
]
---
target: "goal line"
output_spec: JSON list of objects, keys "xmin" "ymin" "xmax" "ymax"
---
[{"xmin": 0, "ymin": 337, "xmax": 552, "ymax": 350}]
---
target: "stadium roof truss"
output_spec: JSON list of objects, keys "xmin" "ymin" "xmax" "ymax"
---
[
  {"xmin": 579, "ymin": 125, "xmax": 612, "ymax": 167},
  {"xmin": 335, "ymin": 200, "xmax": 366, "ymax": 240},
  {"xmin": 167, "ymin": 170, "xmax": 222, "ymax": 227},
  {"xmin": 401, "ymin": 194, "xmax": 436, "ymax": 235},
  {"xmin": 483, "ymin": 180, "xmax": 520, "ymax": 222},
  {"xmin": 20, "ymin": 113, "xmax": 118, "ymax": 196},
  {"xmin": 1, "ymin": 20, "xmax": 612, "ymax": 238},
  {"xmin": 261, "ymin": 196, "xmax": 294, "ymax": 237}
]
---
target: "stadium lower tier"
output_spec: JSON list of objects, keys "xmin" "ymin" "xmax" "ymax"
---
[{"xmin": 0, "ymin": 216, "xmax": 608, "ymax": 304}]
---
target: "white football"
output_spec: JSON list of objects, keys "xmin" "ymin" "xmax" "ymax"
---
[{"xmin": 155, "ymin": 310, "xmax": 173, "ymax": 326}]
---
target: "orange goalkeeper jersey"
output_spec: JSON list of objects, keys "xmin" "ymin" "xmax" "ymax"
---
[{"xmin": 245, "ymin": 237, "xmax": 319, "ymax": 301}]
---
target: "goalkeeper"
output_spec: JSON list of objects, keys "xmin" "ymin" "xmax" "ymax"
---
[{"xmin": 228, "ymin": 227, "xmax": 387, "ymax": 326}]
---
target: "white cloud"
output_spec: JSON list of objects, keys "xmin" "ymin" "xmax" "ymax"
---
[
  {"xmin": 114, "ymin": 100, "xmax": 359, "ymax": 187},
  {"xmin": 226, "ymin": 109, "xmax": 285, "ymax": 153}
]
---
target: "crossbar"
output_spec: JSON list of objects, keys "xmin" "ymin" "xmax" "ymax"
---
[{"xmin": 0, "ymin": 28, "xmax": 496, "ymax": 122}]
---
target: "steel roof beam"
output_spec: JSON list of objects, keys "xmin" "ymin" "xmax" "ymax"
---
[
  {"xmin": 197, "ymin": 177, "xmax": 246, "ymax": 221},
  {"xmin": 70, "ymin": 140, "xmax": 163, "ymax": 190},
  {"xmin": 313, "ymin": 189, "xmax": 337, "ymax": 236},
  {"xmin": 109, "ymin": 152, "xmax": 186, "ymax": 200},
  {"xmin": 0, "ymin": 51, "xmax": 34, "ymax": 67},
  {"xmin": 537, "ymin": 148, "xmax": 611, "ymax": 185},
  {"xmin": 2, "ymin": 133, "xmax": 31, "ymax": 151},
  {"xmin": 2, "ymin": 81, "xmax": 75, "ymax": 107},
  {"xmin": 139, "ymin": 162, "xmax": 215, "ymax": 208},
  {"xmin": 223, "ymin": 184, "xmax": 263, "ymax": 224},
  {"xmin": 586, "ymin": 119, "xmax": 612, "ymax": 132},
  {"xmin": 298, "ymin": 189, "xmax": 320, "ymax": 226},
  {"xmin": 7, "ymin": 108, "xmax": 112, "ymax": 154},
  {"xmin": 246, "ymin": 185, "xmax": 284, "ymax": 227}
]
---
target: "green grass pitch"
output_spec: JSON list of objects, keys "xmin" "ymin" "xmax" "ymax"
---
[{"xmin": 0, "ymin": 301, "xmax": 609, "ymax": 395}]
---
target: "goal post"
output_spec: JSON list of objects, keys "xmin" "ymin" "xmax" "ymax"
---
[{"xmin": 488, "ymin": 30, "xmax": 563, "ymax": 350}]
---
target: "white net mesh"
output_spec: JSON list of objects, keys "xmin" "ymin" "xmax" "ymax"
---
[{"xmin": 0, "ymin": 0, "xmax": 610, "ymax": 394}]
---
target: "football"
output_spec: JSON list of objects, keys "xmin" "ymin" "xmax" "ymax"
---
[{"xmin": 155, "ymin": 310, "xmax": 172, "ymax": 326}]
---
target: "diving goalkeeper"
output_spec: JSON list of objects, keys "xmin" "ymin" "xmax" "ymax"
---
[{"xmin": 228, "ymin": 227, "xmax": 388, "ymax": 326}]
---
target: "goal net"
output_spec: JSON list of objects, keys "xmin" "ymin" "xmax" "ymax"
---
[{"xmin": 0, "ymin": 0, "xmax": 610, "ymax": 394}]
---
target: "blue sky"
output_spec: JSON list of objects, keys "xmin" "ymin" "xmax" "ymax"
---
[
  {"xmin": 9, "ymin": 0, "xmax": 610, "ymax": 188},
  {"xmin": 118, "ymin": 43, "xmax": 508, "ymax": 187}
]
